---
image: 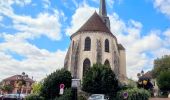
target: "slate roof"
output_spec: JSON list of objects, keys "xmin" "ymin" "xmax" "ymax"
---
[{"xmin": 2, "ymin": 75, "xmax": 34, "ymax": 83}]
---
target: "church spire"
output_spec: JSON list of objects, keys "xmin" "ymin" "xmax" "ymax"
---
[
  {"xmin": 99, "ymin": 0, "xmax": 110, "ymax": 30},
  {"xmin": 99, "ymin": 0, "xmax": 107, "ymax": 16}
]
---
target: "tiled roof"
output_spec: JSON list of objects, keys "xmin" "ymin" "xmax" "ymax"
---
[
  {"xmin": 2, "ymin": 75, "xmax": 34, "ymax": 83},
  {"xmin": 143, "ymin": 71, "xmax": 153, "ymax": 79},
  {"xmin": 72, "ymin": 12, "xmax": 115, "ymax": 38}
]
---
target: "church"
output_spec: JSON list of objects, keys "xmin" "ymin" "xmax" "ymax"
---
[{"xmin": 64, "ymin": 0, "xmax": 127, "ymax": 82}]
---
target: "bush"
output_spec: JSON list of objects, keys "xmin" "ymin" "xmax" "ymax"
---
[
  {"xmin": 25, "ymin": 94, "xmax": 44, "ymax": 100},
  {"xmin": 55, "ymin": 88, "xmax": 72, "ymax": 100},
  {"xmin": 116, "ymin": 88, "xmax": 151, "ymax": 100}
]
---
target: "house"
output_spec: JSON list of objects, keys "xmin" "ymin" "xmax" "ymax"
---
[{"xmin": 0, "ymin": 74, "xmax": 34, "ymax": 95}]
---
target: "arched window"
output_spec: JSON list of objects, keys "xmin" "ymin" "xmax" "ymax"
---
[
  {"xmin": 104, "ymin": 60, "xmax": 110, "ymax": 67},
  {"xmin": 105, "ymin": 39, "xmax": 109, "ymax": 52},
  {"xmin": 83, "ymin": 58, "xmax": 91, "ymax": 76},
  {"xmin": 84, "ymin": 37, "xmax": 91, "ymax": 51}
]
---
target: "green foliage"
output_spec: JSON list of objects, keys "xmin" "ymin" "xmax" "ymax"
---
[
  {"xmin": 157, "ymin": 70, "xmax": 170, "ymax": 92},
  {"xmin": 0, "ymin": 84, "xmax": 13, "ymax": 93},
  {"xmin": 40, "ymin": 69, "xmax": 72, "ymax": 100},
  {"xmin": 55, "ymin": 88, "xmax": 72, "ymax": 100},
  {"xmin": 82, "ymin": 63, "xmax": 119, "ymax": 94},
  {"xmin": 32, "ymin": 82, "xmax": 43, "ymax": 94},
  {"xmin": 116, "ymin": 88, "xmax": 151, "ymax": 100},
  {"xmin": 25, "ymin": 94, "xmax": 44, "ymax": 100},
  {"xmin": 153, "ymin": 55, "xmax": 170, "ymax": 78}
]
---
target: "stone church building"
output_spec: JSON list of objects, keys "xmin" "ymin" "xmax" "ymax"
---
[{"xmin": 64, "ymin": 0, "xmax": 126, "ymax": 82}]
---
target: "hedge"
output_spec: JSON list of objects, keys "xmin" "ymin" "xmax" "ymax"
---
[{"xmin": 116, "ymin": 88, "xmax": 151, "ymax": 100}]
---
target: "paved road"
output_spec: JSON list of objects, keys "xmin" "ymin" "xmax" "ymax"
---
[{"xmin": 149, "ymin": 98, "xmax": 170, "ymax": 100}]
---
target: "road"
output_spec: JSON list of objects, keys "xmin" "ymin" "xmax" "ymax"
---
[{"xmin": 149, "ymin": 98, "xmax": 170, "ymax": 100}]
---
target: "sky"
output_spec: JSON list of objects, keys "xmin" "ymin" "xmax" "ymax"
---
[{"xmin": 0, "ymin": 0, "xmax": 170, "ymax": 81}]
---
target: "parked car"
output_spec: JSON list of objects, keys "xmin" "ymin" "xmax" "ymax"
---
[
  {"xmin": 88, "ymin": 94, "xmax": 109, "ymax": 100},
  {"xmin": 2, "ymin": 94, "xmax": 26, "ymax": 100}
]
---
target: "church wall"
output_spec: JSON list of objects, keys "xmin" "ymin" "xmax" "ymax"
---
[
  {"xmin": 70, "ymin": 32, "xmax": 119, "ymax": 80},
  {"xmin": 119, "ymin": 49, "xmax": 126, "ymax": 82}
]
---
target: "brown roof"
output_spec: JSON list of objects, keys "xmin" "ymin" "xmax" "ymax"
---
[
  {"xmin": 71, "ymin": 12, "xmax": 116, "ymax": 39},
  {"xmin": 143, "ymin": 71, "xmax": 153, "ymax": 79},
  {"xmin": 3, "ymin": 75, "xmax": 34, "ymax": 83}
]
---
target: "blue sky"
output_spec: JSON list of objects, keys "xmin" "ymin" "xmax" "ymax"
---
[{"xmin": 0, "ymin": 0, "xmax": 170, "ymax": 81}]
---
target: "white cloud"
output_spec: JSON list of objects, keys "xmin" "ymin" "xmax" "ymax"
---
[
  {"xmin": 0, "ymin": 0, "xmax": 62, "ymax": 41},
  {"xmin": 0, "ymin": 15, "xmax": 3, "ymax": 21},
  {"xmin": 12, "ymin": 12, "xmax": 62, "ymax": 41},
  {"xmin": 0, "ymin": 36, "xmax": 66, "ymax": 81},
  {"xmin": 0, "ymin": 0, "xmax": 65, "ymax": 81},
  {"xmin": 153, "ymin": 0, "xmax": 170, "ymax": 18},
  {"xmin": 65, "ymin": 3, "xmax": 97, "ymax": 36},
  {"xmin": 43, "ymin": 0, "xmax": 51, "ymax": 9}
]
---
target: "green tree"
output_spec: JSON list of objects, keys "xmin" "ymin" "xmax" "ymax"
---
[
  {"xmin": 1, "ymin": 84, "xmax": 13, "ymax": 93},
  {"xmin": 32, "ymin": 82, "xmax": 43, "ymax": 94},
  {"xmin": 153, "ymin": 55, "xmax": 170, "ymax": 78},
  {"xmin": 82, "ymin": 63, "xmax": 119, "ymax": 94},
  {"xmin": 157, "ymin": 70, "xmax": 170, "ymax": 92},
  {"xmin": 40, "ymin": 69, "xmax": 72, "ymax": 100}
]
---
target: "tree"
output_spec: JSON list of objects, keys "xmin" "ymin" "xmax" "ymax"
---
[
  {"xmin": 82, "ymin": 63, "xmax": 119, "ymax": 94},
  {"xmin": 157, "ymin": 70, "xmax": 170, "ymax": 92},
  {"xmin": 40, "ymin": 69, "xmax": 72, "ymax": 100},
  {"xmin": 153, "ymin": 55, "xmax": 170, "ymax": 78},
  {"xmin": 32, "ymin": 82, "xmax": 43, "ymax": 94},
  {"xmin": 0, "ymin": 84, "xmax": 13, "ymax": 94}
]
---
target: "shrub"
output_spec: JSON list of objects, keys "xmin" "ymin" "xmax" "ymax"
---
[
  {"xmin": 116, "ymin": 88, "xmax": 151, "ymax": 100},
  {"xmin": 25, "ymin": 94, "xmax": 44, "ymax": 100},
  {"xmin": 55, "ymin": 88, "xmax": 72, "ymax": 100}
]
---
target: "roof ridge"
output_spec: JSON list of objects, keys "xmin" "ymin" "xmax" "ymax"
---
[{"xmin": 73, "ymin": 11, "xmax": 112, "ymax": 35}]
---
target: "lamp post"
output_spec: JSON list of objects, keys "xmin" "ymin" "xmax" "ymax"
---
[
  {"xmin": 17, "ymin": 72, "xmax": 28, "ymax": 100},
  {"xmin": 71, "ymin": 78, "xmax": 80, "ymax": 100}
]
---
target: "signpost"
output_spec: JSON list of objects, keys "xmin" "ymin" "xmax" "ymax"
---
[{"xmin": 59, "ymin": 84, "xmax": 65, "ymax": 95}]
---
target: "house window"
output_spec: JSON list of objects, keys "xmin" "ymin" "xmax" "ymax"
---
[
  {"xmin": 83, "ymin": 58, "xmax": 91, "ymax": 76},
  {"xmin": 105, "ymin": 39, "xmax": 109, "ymax": 52},
  {"xmin": 104, "ymin": 60, "xmax": 110, "ymax": 67},
  {"xmin": 84, "ymin": 37, "xmax": 91, "ymax": 51}
]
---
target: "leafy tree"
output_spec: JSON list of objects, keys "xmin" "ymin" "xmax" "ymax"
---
[
  {"xmin": 32, "ymin": 82, "xmax": 43, "ymax": 94},
  {"xmin": 82, "ymin": 63, "xmax": 119, "ymax": 94},
  {"xmin": 157, "ymin": 70, "xmax": 170, "ymax": 92},
  {"xmin": 0, "ymin": 84, "xmax": 13, "ymax": 93},
  {"xmin": 153, "ymin": 55, "xmax": 170, "ymax": 78},
  {"xmin": 40, "ymin": 69, "xmax": 72, "ymax": 100}
]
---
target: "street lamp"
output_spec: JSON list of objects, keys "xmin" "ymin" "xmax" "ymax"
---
[
  {"xmin": 17, "ymin": 72, "xmax": 28, "ymax": 100},
  {"xmin": 71, "ymin": 78, "xmax": 80, "ymax": 100}
]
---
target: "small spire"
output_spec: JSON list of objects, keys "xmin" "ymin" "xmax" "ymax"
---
[{"xmin": 99, "ymin": 0, "xmax": 107, "ymax": 16}]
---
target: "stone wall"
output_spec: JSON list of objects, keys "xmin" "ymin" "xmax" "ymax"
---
[{"xmin": 64, "ymin": 31, "xmax": 126, "ymax": 81}]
